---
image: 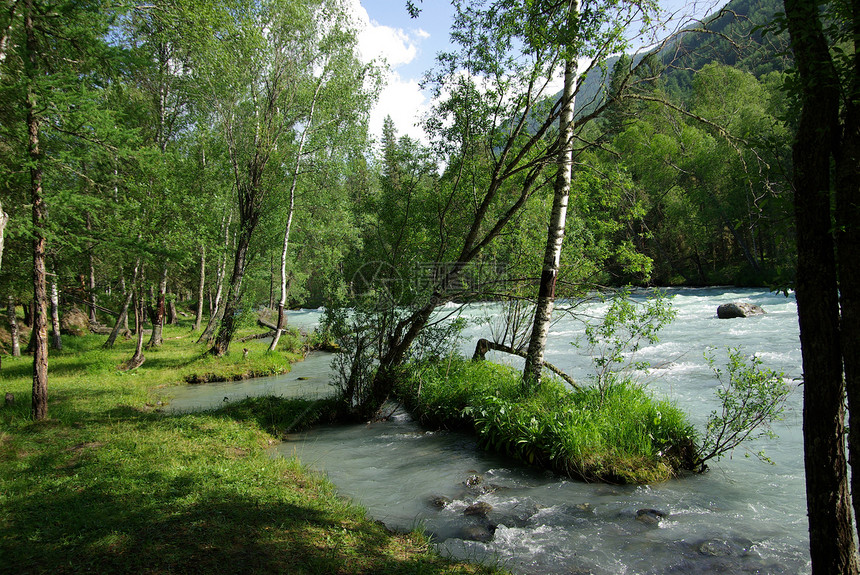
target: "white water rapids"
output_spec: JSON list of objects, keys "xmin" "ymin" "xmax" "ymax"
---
[{"xmin": 167, "ymin": 288, "xmax": 810, "ymax": 574}]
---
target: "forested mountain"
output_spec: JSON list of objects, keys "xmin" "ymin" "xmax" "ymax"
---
[{"xmin": 568, "ymin": 0, "xmax": 795, "ymax": 286}]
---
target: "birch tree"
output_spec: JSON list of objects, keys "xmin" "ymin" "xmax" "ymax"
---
[
  {"xmin": 203, "ymin": 0, "xmax": 372, "ymax": 356},
  {"xmin": 269, "ymin": 21, "xmax": 373, "ymax": 350},
  {"xmin": 335, "ymin": 0, "xmax": 659, "ymax": 415}
]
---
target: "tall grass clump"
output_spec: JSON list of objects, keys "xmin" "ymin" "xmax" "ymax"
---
[{"xmin": 396, "ymin": 356, "xmax": 696, "ymax": 484}]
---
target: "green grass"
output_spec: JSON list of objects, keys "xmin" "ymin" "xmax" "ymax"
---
[
  {"xmin": 397, "ymin": 356, "xmax": 697, "ymax": 484},
  {"xmin": 0, "ymin": 321, "xmax": 503, "ymax": 575}
]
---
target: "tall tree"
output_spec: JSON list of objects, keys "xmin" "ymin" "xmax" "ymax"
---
[
  {"xmin": 203, "ymin": 0, "xmax": 369, "ymax": 356},
  {"xmin": 269, "ymin": 21, "xmax": 373, "ymax": 350},
  {"xmin": 782, "ymin": 0, "xmax": 860, "ymax": 570},
  {"xmin": 523, "ymin": 1, "xmax": 580, "ymax": 388},
  {"xmin": 0, "ymin": 0, "xmax": 119, "ymax": 418},
  {"xmin": 335, "ymin": 0, "xmax": 659, "ymax": 415}
]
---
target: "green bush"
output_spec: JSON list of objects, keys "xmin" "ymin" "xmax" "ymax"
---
[{"xmin": 396, "ymin": 356, "xmax": 696, "ymax": 484}]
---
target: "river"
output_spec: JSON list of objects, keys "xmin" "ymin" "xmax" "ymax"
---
[{"xmin": 168, "ymin": 287, "xmax": 809, "ymax": 574}]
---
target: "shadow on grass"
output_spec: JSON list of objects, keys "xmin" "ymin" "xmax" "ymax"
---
[
  {"xmin": 0, "ymin": 471, "xmax": 430, "ymax": 574},
  {"xmin": 216, "ymin": 395, "xmax": 341, "ymax": 437}
]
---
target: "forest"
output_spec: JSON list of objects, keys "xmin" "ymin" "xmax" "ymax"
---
[
  {"xmin": 2, "ymin": 0, "xmax": 860, "ymax": 571},
  {"xmin": 0, "ymin": 0, "xmax": 793, "ymax": 332}
]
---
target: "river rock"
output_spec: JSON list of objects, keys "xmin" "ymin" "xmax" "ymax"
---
[
  {"xmin": 717, "ymin": 302, "xmax": 766, "ymax": 319},
  {"xmin": 464, "ymin": 474, "xmax": 483, "ymax": 488},
  {"xmin": 464, "ymin": 501, "xmax": 493, "ymax": 518},
  {"xmin": 635, "ymin": 508, "xmax": 667, "ymax": 525},
  {"xmin": 428, "ymin": 495, "xmax": 452, "ymax": 509},
  {"xmin": 460, "ymin": 524, "xmax": 496, "ymax": 542},
  {"xmin": 694, "ymin": 537, "xmax": 755, "ymax": 557}
]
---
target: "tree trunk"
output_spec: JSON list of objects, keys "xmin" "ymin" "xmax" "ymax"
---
[
  {"xmin": 835, "ymin": 17, "xmax": 860, "ymax": 544},
  {"xmin": 0, "ymin": 200, "xmax": 8, "ymax": 274},
  {"xmin": 104, "ymin": 257, "xmax": 138, "ymax": 349},
  {"xmin": 121, "ymin": 292, "xmax": 145, "ymax": 371},
  {"xmin": 523, "ymin": 51, "xmax": 577, "ymax": 390},
  {"xmin": 146, "ymin": 266, "xmax": 167, "ymax": 349},
  {"xmin": 784, "ymin": 0, "xmax": 860, "ymax": 570},
  {"xmin": 49, "ymin": 274, "xmax": 61, "ymax": 351},
  {"xmin": 210, "ymin": 214, "xmax": 255, "ymax": 356},
  {"xmin": 474, "ymin": 338, "xmax": 578, "ymax": 389},
  {"xmin": 269, "ymin": 80, "xmax": 318, "ymax": 352},
  {"xmin": 193, "ymin": 245, "xmax": 205, "ymax": 331},
  {"xmin": 86, "ymin": 212, "xmax": 97, "ymax": 324},
  {"xmin": 268, "ymin": 183, "xmax": 296, "ymax": 351},
  {"xmin": 166, "ymin": 292, "xmax": 177, "ymax": 325},
  {"xmin": 26, "ymin": 0, "xmax": 48, "ymax": 420},
  {"xmin": 8, "ymin": 296, "xmax": 20, "ymax": 357},
  {"xmin": 198, "ymin": 216, "xmax": 230, "ymax": 344}
]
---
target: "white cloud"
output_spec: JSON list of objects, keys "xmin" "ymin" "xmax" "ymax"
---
[
  {"xmin": 368, "ymin": 72, "xmax": 429, "ymax": 144},
  {"xmin": 344, "ymin": 0, "xmax": 431, "ymax": 143}
]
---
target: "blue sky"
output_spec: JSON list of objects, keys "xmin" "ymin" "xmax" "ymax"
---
[{"xmin": 349, "ymin": 0, "xmax": 723, "ymax": 144}]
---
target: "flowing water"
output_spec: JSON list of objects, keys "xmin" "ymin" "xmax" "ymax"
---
[{"xmin": 167, "ymin": 288, "xmax": 810, "ymax": 573}]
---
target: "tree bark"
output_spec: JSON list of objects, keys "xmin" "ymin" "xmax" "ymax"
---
[
  {"xmin": 784, "ymin": 0, "xmax": 860, "ymax": 570},
  {"xmin": 120, "ymin": 291, "xmax": 145, "ymax": 371},
  {"xmin": 198, "ymin": 215, "xmax": 230, "ymax": 344},
  {"xmin": 103, "ymin": 257, "xmax": 138, "ymax": 349},
  {"xmin": 8, "ymin": 296, "xmax": 20, "ymax": 357},
  {"xmin": 269, "ymin": 78, "xmax": 320, "ymax": 352},
  {"xmin": 25, "ymin": 0, "xmax": 48, "ymax": 420},
  {"xmin": 49, "ymin": 274, "xmax": 61, "ymax": 350},
  {"xmin": 0, "ymin": 200, "xmax": 8, "ymax": 274},
  {"xmin": 146, "ymin": 266, "xmax": 167, "ymax": 349},
  {"xmin": 193, "ymin": 244, "xmax": 205, "ymax": 331},
  {"xmin": 166, "ymin": 292, "xmax": 177, "ymax": 325},
  {"xmin": 86, "ymin": 212, "xmax": 97, "ymax": 324},
  {"xmin": 474, "ymin": 338, "xmax": 578, "ymax": 389},
  {"xmin": 523, "ymin": 49, "xmax": 577, "ymax": 390},
  {"xmin": 835, "ymin": 6, "xmax": 860, "ymax": 544},
  {"xmin": 209, "ymin": 209, "xmax": 255, "ymax": 356}
]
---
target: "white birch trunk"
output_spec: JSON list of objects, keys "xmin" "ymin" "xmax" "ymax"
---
[
  {"xmin": 194, "ymin": 245, "xmax": 206, "ymax": 331},
  {"xmin": 523, "ymin": 43, "xmax": 578, "ymax": 389},
  {"xmin": 0, "ymin": 200, "xmax": 7, "ymax": 274},
  {"xmin": 8, "ymin": 295, "xmax": 20, "ymax": 356},
  {"xmin": 269, "ymin": 80, "xmax": 322, "ymax": 352},
  {"xmin": 50, "ymin": 274, "xmax": 61, "ymax": 350}
]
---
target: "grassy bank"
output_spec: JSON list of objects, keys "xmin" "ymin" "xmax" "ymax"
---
[
  {"xmin": 396, "ymin": 356, "xmax": 696, "ymax": 484},
  {"xmin": 0, "ymin": 324, "xmax": 501, "ymax": 574}
]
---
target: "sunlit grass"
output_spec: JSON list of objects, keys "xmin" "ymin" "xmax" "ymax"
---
[
  {"xmin": 397, "ymin": 355, "xmax": 696, "ymax": 484},
  {"xmin": 0, "ymin": 321, "xmax": 503, "ymax": 574}
]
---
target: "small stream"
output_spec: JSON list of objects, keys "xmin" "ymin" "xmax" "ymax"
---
[{"xmin": 165, "ymin": 288, "xmax": 810, "ymax": 574}]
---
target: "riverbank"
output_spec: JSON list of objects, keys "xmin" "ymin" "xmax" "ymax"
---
[
  {"xmin": 0, "ymin": 325, "xmax": 503, "ymax": 574},
  {"xmin": 396, "ymin": 357, "xmax": 696, "ymax": 484}
]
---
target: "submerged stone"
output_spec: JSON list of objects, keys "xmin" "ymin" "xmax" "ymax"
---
[
  {"xmin": 428, "ymin": 495, "xmax": 452, "ymax": 509},
  {"xmin": 636, "ymin": 508, "xmax": 667, "ymax": 525},
  {"xmin": 460, "ymin": 524, "xmax": 496, "ymax": 542},
  {"xmin": 464, "ymin": 501, "xmax": 493, "ymax": 517}
]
